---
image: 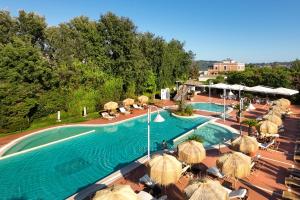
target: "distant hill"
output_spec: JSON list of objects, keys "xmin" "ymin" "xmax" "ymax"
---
[
  {"xmin": 195, "ymin": 60, "xmax": 294, "ymax": 70},
  {"xmin": 250, "ymin": 61, "xmax": 293, "ymax": 68},
  {"xmin": 196, "ymin": 60, "xmax": 217, "ymax": 71}
]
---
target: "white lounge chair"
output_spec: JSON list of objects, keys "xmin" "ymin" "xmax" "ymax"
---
[
  {"xmin": 259, "ymin": 140, "xmax": 275, "ymax": 150},
  {"xmin": 119, "ymin": 107, "xmax": 130, "ymax": 115},
  {"xmin": 207, "ymin": 166, "xmax": 225, "ymax": 178},
  {"xmin": 139, "ymin": 174, "xmax": 156, "ymax": 188},
  {"xmin": 137, "ymin": 191, "xmax": 167, "ymax": 200},
  {"xmin": 133, "ymin": 104, "xmax": 143, "ymax": 109},
  {"xmin": 182, "ymin": 165, "xmax": 190, "ymax": 175},
  {"xmin": 223, "ymin": 187, "xmax": 248, "ymax": 199},
  {"xmin": 101, "ymin": 112, "xmax": 114, "ymax": 120},
  {"xmin": 252, "ymin": 154, "xmax": 261, "ymax": 162},
  {"xmin": 269, "ymin": 133, "xmax": 280, "ymax": 138},
  {"xmin": 279, "ymin": 125, "xmax": 284, "ymax": 129}
]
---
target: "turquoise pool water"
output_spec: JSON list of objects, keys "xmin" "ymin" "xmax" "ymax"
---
[
  {"xmin": 0, "ymin": 111, "xmax": 234, "ymax": 199},
  {"xmin": 191, "ymin": 102, "xmax": 227, "ymax": 113},
  {"xmin": 174, "ymin": 123, "xmax": 236, "ymax": 146}
]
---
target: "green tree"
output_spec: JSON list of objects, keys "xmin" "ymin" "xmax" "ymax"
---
[{"xmin": 189, "ymin": 61, "xmax": 200, "ymax": 79}]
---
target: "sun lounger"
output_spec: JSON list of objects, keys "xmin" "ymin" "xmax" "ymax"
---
[
  {"xmin": 294, "ymin": 154, "xmax": 300, "ymax": 163},
  {"xmin": 288, "ymin": 167, "xmax": 300, "ymax": 176},
  {"xmin": 133, "ymin": 104, "xmax": 143, "ymax": 109},
  {"xmin": 101, "ymin": 112, "xmax": 115, "ymax": 120},
  {"xmin": 139, "ymin": 174, "xmax": 156, "ymax": 188},
  {"xmin": 137, "ymin": 191, "xmax": 167, "ymax": 200},
  {"xmin": 223, "ymin": 187, "xmax": 248, "ymax": 199},
  {"xmin": 279, "ymin": 124, "xmax": 285, "ymax": 129},
  {"xmin": 119, "ymin": 107, "xmax": 130, "ymax": 115},
  {"xmin": 182, "ymin": 165, "xmax": 190, "ymax": 175},
  {"xmin": 282, "ymin": 190, "xmax": 300, "ymax": 200},
  {"xmin": 207, "ymin": 166, "xmax": 225, "ymax": 179},
  {"xmin": 259, "ymin": 140, "xmax": 275, "ymax": 150},
  {"xmin": 252, "ymin": 154, "xmax": 261, "ymax": 162},
  {"xmin": 285, "ymin": 177, "xmax": 300, "ymax": 188}
]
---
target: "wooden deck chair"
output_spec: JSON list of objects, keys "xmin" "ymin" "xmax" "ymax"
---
[{"xmin": 282, "ymin": 190, "xmax": 300, "ymax": 200}]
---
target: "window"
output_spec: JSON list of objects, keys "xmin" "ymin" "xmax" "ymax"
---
[{"xmin": 224, "ymin": 65, "xmax": 227, "ymax": 70}]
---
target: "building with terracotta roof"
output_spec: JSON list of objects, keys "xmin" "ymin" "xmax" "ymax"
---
[{"xmin": 208, "ymin": 59, "xmax": 245, "ymax": 75}]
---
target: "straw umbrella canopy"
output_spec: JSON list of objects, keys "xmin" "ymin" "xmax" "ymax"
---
[
  {"xmin": 277, "ymin": 98, "xmax": 291, "ymax": 107},
  {"xmin": 104, "ymin": 101, "xmax": 118, "ymax": 111},
  {"xmin": 93, "ymin": 185, "xmax": 138, "ymax": 200},
  {"xmin": 268, "ymin": 109, "xmax": 282, "ymax": 117},
  {"xmin": 123, "ymin": 98, "xmax": 135, "ymax": 107},
  {"xmin": 178, "ymin": 140, "xmax": 206, "ymax": 164},
  {"xmin": 148, "ymin": 154, "xmax": 182, "ymax": 186},
  {"xmin": 217, "ymin": 152, "xmax": 251, "ymax": 179},
  {"xmin": 184, "ymin": 179, "xmax": 229, "ymax": 200},
  {"xmin": 263, "ymin": 114, "xmax": 282, "ymax": 126},
  {"xmin": 258, "ymin": 120, "xmax": 278, "ymax": 137},
  {"xmin": 232, "ymin": 135, "xmax": 259, "ymax": 155},
  {"xmin": 138, "ymin": 95, "xmax": 149, "ymax": 104}
]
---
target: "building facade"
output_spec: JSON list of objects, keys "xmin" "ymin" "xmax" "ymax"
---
[{"xmin": 208, "ymin": 59, "xmax": 245, "ymax": 75}]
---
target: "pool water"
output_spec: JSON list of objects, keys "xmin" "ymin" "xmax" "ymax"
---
[
  {"xmin": 191, "ymin": 102, "xmax": 227, "ymax": 113},
  {"xmin": 0, "ymin": 111, "xmax": 234, "ymax": 200},
  {"xmin": 174, "ymin": 123, "xmax": 236, "ymax": 147}
]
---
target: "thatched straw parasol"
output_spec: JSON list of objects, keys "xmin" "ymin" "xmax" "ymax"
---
[
  {"xmin": 178, "ymin": 140, "xmax": 206, "ymax": 164},
  {"xmin": 263, "ymin": 114, "xmax": 282, "ymax": 126},
  {"xmin": 258, "ymin": 120, "xmax": 278, "ymax": 137},
  {"xmin": 184, "ymin": 179, "xmax": 229, "ymax": 200},
  {"xmin": 138, "ymin": 95, "xmax": 149, "ymax": 104},
  {"xmin": 104, "ymin": 101, "xmax": 118, "ymax": 110},
  {"xmin": 268, "ymin": 109, "xmax": 282, "ymax": 117},
  {"xmin": 148, "ymin": 154, "xmax": 182, "ymax": 186},
  {"xmin": 217, "ymin": 152, "xmax": 251, "ymax": 179},
  {"xmin": 272, "ymin": 104, "xmax": 287, "ymax": 114},
  {"xmin": 93, "ymin": 185, "xmax": 138, "ymax": 200},
  {"xmin": 232, "ymin": 135, "xmax": 259, "ymax": 155},
  {"xmin": 276, "ymin": 98, "xmax": 291, "ymax": 108},
  {"xmin": 123, "ymin": 98, "xmax": 135, "ymax": 107}
]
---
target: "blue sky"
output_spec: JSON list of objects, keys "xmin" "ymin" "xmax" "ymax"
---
[{"xmin": 1, "ymin": 0, "xmax": 300, "ymax": 63}]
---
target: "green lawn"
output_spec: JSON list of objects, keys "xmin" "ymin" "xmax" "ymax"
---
[{"xmin": 0, "ymin": 111, "xmax": 100, "ymax": 137}]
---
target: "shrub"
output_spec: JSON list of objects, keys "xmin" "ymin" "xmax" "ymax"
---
[
  {"xmin": 185, "ymin": 134, "xmax": 204, "ymax": 143},
  {"xmin": 67, "ymin": 87, "xmax": 99, "ymax": 115}
]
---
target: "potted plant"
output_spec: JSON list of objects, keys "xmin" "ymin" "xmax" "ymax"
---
[
  {"xmin": 233, "ymin": 104, "xmax": 247, "ymax": 123},
  {"xmin": 241, "ymin": 119, "xmax": 258, "ymax": 135},
  {"xmin": 174, "ymin": 99, "xmax": 194, "ymax": 116},
  {"xmin": 185, "ymin": 134, "xmax": 204, "ymax": 143}
]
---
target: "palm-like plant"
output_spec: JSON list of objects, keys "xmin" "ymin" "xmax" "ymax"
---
[
  {"xmin": 185, "ymin": 134, "xmax": 204, "ymax": 143},
  {"xmin": 241, "ymin": 119, "xmax": 258, "ymax": 135}
]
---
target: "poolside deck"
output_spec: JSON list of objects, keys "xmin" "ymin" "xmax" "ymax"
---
[{"xmin": 106, "ymin": 95, "xmax": 300, "ymax": 200}]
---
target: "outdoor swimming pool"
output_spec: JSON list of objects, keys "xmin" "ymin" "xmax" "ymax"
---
[
  {"xmin": 0, "ymin": 111, "xmax": 235, "ymax": 199},
  {"xmin": 190, "ymin": 102, "xmax": 228, "ymax": 113}
]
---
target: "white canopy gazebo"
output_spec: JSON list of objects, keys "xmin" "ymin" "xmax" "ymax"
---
[
  {"xmin": 244, "ymin": 85, "xmax": 275, "ymax": 94},
  {"xmin": 207, "ymin": 84, "xmax": 298, "ymax": 96},
  {"xmin": 273, "ymin": 87, "xmax": 299, "ymax": 96}
]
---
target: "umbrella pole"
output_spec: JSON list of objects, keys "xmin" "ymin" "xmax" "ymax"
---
[{"xmin": 147, "ymin": 107, "xmax": 151, "ymax": 160}]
